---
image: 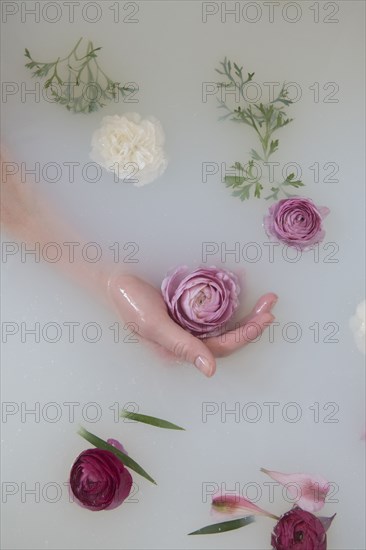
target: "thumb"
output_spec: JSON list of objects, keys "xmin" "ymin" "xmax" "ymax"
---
[{"xmin": 152, "ymin": 320, "xmax": 216, "ymax": 377}]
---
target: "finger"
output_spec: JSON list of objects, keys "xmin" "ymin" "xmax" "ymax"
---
[
  {"xmin": 205, "ymin": 312, "xmax": 275, "ymax": 357},
  {"xmin": 151, "ymin": 319, "xmax": 217, "ymax": 377},
  {"xmin": 143, "ymin": 339, "xmax": 179, "ymax": 363},
  {"xmin": 252, "ymin": 292, "xmax": 278, "ymax": 315},
  {"xmin": 239, "ymin": 293, "xmax": 278, "ymax": 325}
]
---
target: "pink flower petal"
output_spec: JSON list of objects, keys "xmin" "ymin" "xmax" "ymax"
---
[
  {"xmin": 261, "ymin": 468, "xmax": 330, "ymax": 513},
  {"xmin": 107, "ymin": 438, "xmax": 128, "ymax": 455},
  {"xmin": 69, "ymin": 448, "xmax": 132, "ymax": 511},
  {"xmin": 211, "ymin": 494, "xmax": 277, "ymax": 520},
  {"xmin": 161, "ymin": 265, "xmax": 240, "ymax": 338},
  {"xmin": 318, "ymin": 513, "xmax": 336, "ymax": 532},
  {"xmin": 318, "ymin": 206, "xmax": 330, "ymax": 219},
  {"xmin": 263, "ymin": 197, "xmax": 329, "ymax": 250}
]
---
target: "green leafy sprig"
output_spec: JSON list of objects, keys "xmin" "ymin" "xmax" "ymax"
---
[
  {"xmin": 25, "ymin": 38, "xmax": 135, "ymax": 113},
  {"xmin": 215, "ymin": 58, "xmax": 304, "ymax": 200}
]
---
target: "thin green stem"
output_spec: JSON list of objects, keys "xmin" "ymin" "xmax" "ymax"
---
[
  {"xmin": 94, "ymin": 61, "xmax": 112, "ymax": 84},
  {"xmin": 48, "ymin": 58, "xmax": 60, "ymax": 83},
  {"xmin": 25, "ymin": 37, "xmax": 127, "ymax": 113},
  {"xmin": 57, "ymin": 37, "xmax": 84, "ymax": 64},
  {"xmin": 215, "ymin": 58, "xmax": 302, "ymax": 199},
  {"xmin": 69, "ymin": 37, "xmax": 86, "ymax": 62}
]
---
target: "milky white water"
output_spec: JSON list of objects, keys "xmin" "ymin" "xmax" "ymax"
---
[{"xmin": 1, "ymin": 1, "xmax": 365, "ymax": 548}]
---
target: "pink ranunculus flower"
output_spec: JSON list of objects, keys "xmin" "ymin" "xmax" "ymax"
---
[
  {"xmin": 271, "ymin": 507, "xmax": 334, "ymax": 550},
  {"xmin": 161, "ymin": 266, "xmax": 240, "ymax": 338},
  {"xmin": 264, "ymin": 197, "xmax": 330, "ymax": 250},
  {"xmin": 70, "ymin": 442, "xmax": 132, "ymax": 511}
]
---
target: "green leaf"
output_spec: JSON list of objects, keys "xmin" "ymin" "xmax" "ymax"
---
[
  {"xmin": 24, "ymin": 38, "xmax": 127, "ymax": 114},
  {"xmin": 284, "ymin": 180, "xmax": 304, "ymax": 188},
  {"xmin": 265, "ymin": 187, "xmax": 280, "ymax": 201},
  {"xmin": 120, "ymin": 410, "xmax": 185, "ymax": 431},
  {"xmin": 188, "ymin": 516, "xmax": 255, "ymax": 535},
  {"xmin": 240, "ymin": 184, "xmax": 253, "ymax": 200},
  {"xmin": 250, "ymin": 149, "xmax": 262, "ymax": 161},
  {"xmin": 224, "ymin": 175, "xmax": 245, "ymax": 187},
  {"xmin": 214, "ymin": 59, "xmax": 301, "ymax": 201},
  {"xmin": 269, "ymin": 139, "xmax": 279, "ymax": 156},
  {"xmin": 77, "ymin": 426, "xmax": 157, "ymax": 485},
  {"xmin": 218, "ymin": 113, "xmax": 233, "ymax": 121},
  {"xmin": 254, "ymin": 182, "xmax": 263, "ymax": 198},
  {"xmin": 88, "ymin": 46, "xmax": 102, "ymax": 55}
]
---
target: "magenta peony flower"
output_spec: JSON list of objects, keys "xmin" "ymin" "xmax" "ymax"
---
[
  {"xmin": 271, "ymin": 507, "xmax": 333, "ymax": 550},
  {"xmin": 70, "ymin": 445, "xmax": 133, "ymax": 511},
  {"xmin": 161, "ymin": 266, "xmax": 240, "ymax": 338},
  {"xmin": 264, "ymin": 197, "xmax": 329, "ymax": 250}
]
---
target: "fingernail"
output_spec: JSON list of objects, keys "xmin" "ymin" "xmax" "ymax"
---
[
  {"xmin": 270, "ymin": 298, "xmax": 278, "ymax": 310},
  {"xmin": 255, "ymin": 294, "xmax": 278, "ymax": 315},
  {"xmin": 194, "ymin": 355, "xmax": 212, "ymax": 377},
  {"xmin": 264, "ymin": 294, "xmax": 278, "ymax": 313}
]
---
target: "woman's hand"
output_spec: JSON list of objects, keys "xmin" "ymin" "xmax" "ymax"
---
[
  {"xmin": 107, "ymin": 273, "xmax": 277, "ymax": 377},
  {"xmin": 1, "ymin": 146, "xmax": 277, "ymax": 378}
]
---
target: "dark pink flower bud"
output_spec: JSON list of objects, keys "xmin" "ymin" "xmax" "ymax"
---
[
  {"xmin": 70, "ymin": 447, "xmax": 132, "ymax": 511},
  {"xmin": 271, "ymin": 507, "xmax": 335, "ymax": 550}
]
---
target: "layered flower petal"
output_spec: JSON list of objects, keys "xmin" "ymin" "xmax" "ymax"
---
[
  {"xmin": 349, "ymin": 299, "xmax": 366, "ymax": 355},
  {"xmin": 161, "ymin": 266, "xmax": 240, "ymax": 338},
  {"xmin": 318, "ymin": 514, "xmax": 336, "ymax": 532},
  {"xmin": 271, "ymin": 507, "xmax": 328, "ymax": 550},
  {"xmin": 107, "ymin": 438, "xmax": 128, "ymax": 454},
  {"xmin": 70, "ymin": 444, "xmax": 132, "ymax": 511},
  {"xmin": 261, "ymin": 468, "xmax": 329, "ymax": 513},
  {"xmin": 264, "ymin": 197, "xmax": 329, "ymax": 250},
  {"xmin": 90, "ymin": 112, "xmax": 168, "ymax": 186}
]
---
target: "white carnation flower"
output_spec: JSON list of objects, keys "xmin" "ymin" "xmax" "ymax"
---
[
  {"xmin": 90, "ymin": 112, "xmax": 168, "ymax": 186},
  {"xmin": 349, "ymin": 299, "xmax": 366, "ymax": 355}
]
